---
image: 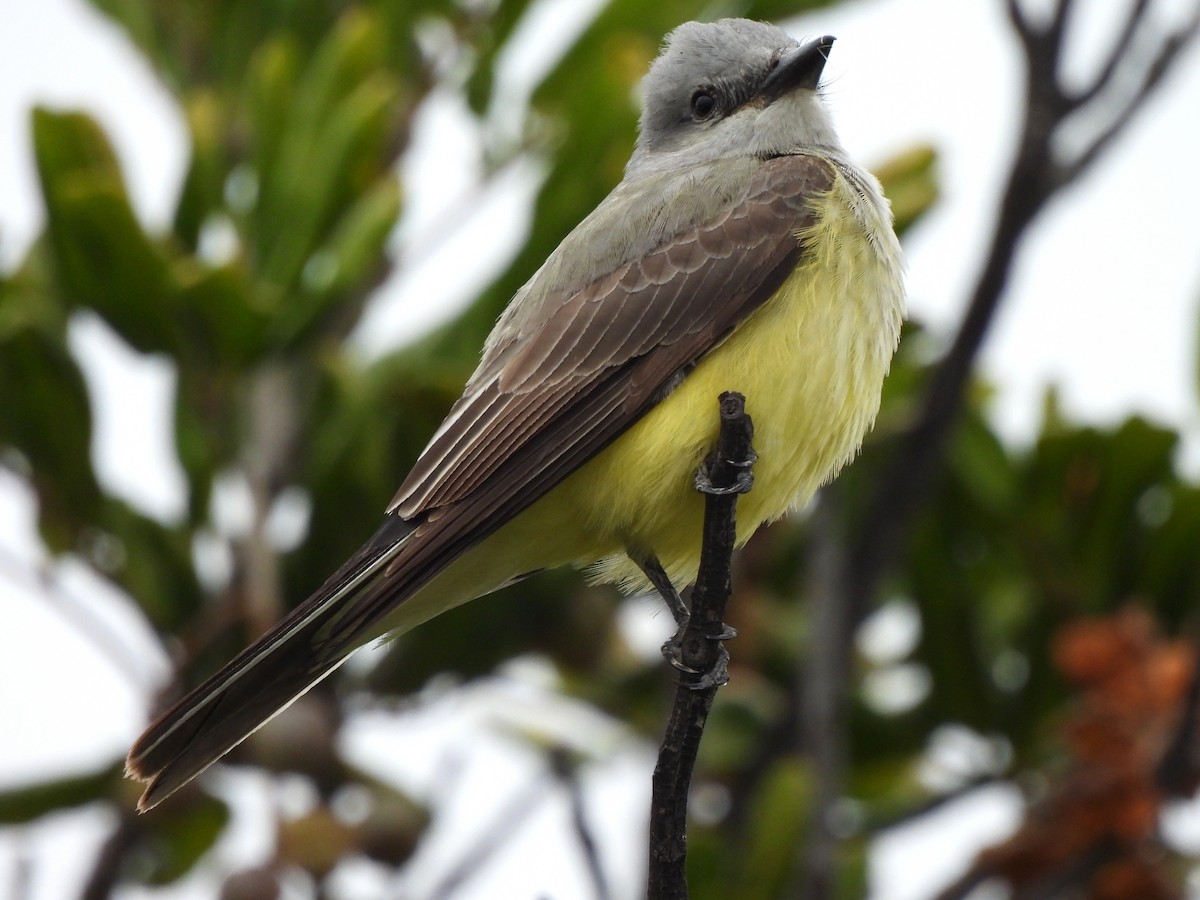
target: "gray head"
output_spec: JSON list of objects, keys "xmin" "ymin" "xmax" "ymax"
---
[{"xmin": 626, "ymin": 19, "xmax": 840, "ymax": 178}]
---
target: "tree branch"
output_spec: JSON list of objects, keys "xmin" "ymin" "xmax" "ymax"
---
[
  {"xmin": 427, "ymin": 771, "xmax": 553, "ymax": 900},
  {"xmin": 0, "ymin": 543, "xmax": 150, "ymax": 691},
  {"xmin": 551, "ymin": 747, "xmax": 611, "ymax": 900},
  {"xmin": 647, "ymin": 392, "xmax": 754, "ymax": 900},
  {"xmin": 1057, "ymin": 7, "xmax": 1200, "ymax": 187},
  {"xmin": 1067, "ymin": 0, "xmax": 1152, "ymax": 109},
  {"xmin": 795, "ymin": 494, "xmax": 851, "ymax": 900}
]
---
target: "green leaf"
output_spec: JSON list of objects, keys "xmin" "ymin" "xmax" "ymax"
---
[
  {"xmin": 0, "ymin": 762, "xmax": 121, "ymax": 823},
  {"xmin": 271, "ymin": 176, "xmax": 401, "ymax": 348},
  {"xmin": 245, "ymin": 36, "xmax": 301, "ymax": 196},
  {"xmin": 173, "ymin": 89, "xmax": 227, "ymax": 250},
  {"xmin": 874, "ymin": 143, "xmax": 938, "ymax": 235},
  {"xmin": 33, "ymin": 109, "xmax": 179, "ymax": 355},
  {"xmin": 173, "ymin": 259, "xmax": 267, "ymax": 367},
  {"xmin": 0, "ymin": 316, "xmax": 100, "ymax": 551},
  {"xmin": 255, "ymin": 73, "xmax": 400, "ymax": 295},
  {"xmin": 128, "ymin": 792, "xmax": 230, "ymax": 885}
]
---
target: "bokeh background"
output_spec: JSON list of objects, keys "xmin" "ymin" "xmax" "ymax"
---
[{"xmin": 3, "ymin": 0, "xmax": 1200, "ymax": 897}]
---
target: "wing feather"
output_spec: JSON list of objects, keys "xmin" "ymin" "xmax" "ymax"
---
[
  {"xmin": 391, "ymin": 154, "xmax": 834, "ymax": 521},
  {"xmin": 128, "ymin": 154, "xmax": 838, "ymax": 809}
]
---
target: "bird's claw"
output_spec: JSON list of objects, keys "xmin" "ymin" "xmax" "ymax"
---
[
  {"xmin": 694, "ymin": 448, "xmax": 757, "ymax": 496},
  {"xmin": 661, "ymin": 621, "xmax": 738, "ymax": 689}
]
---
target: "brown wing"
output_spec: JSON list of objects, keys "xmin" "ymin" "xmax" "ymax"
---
[
  {"xmin": 391, "ymin": 154, "xmax": 834, "ymax": 520},
  {"xmin": 125, "ymin": 154, "xmax": 834, "ymax": 810}
]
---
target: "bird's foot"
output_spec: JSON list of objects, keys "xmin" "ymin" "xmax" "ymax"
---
[
  {"xmin": 694, "ymin": 447, "xmax": 757, "ymax": 496},
  {"xmin": 661, "ymin": 620, "xmax": 738, "ymax": 689}
]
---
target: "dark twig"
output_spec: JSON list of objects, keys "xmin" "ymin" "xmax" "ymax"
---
[
  {"xmin": 869, "ymin": 774, "xmax": 1005, "ymax": 833},
  {"xmin": 550, "ymin": 748, "xmax": 611, "ymax": 900},
  {"xmin": 647, "ymin": 392, "xmax": 754, "ymax": 900},
  {"xmin": 9, "ymin": 836, "xmax": 32, "ymax": 900},
  {"xmin": 1056, "ymin": 7, "xmax": 1200, "ymax": 187},
  {"xmin": 1068, "ymin": 0, "xmax": 1152, "ymax": 108},
  {"xmin": 933, "ymin": 836, "xmax": 1121, "ymax": 900},
  {"xmin": 80, "ymin": 810, "xmax": 139, "ymax": 900},
  {"xmin": 426, "ymin": 771, "xmax": 553, "ymax": 900},
  {"xmin": 795, "ymin": 495, "xmax": 850, "ymax": 900}
]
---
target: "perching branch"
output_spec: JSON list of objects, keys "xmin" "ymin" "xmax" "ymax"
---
[{"xmin": 647, "ymin": 392, "xmax": 754, "ymax": 900}]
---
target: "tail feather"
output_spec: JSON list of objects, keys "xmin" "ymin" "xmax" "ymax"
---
[{"xmin": 127, "ymin": 518, "xmax": 414, "ymax": 811}]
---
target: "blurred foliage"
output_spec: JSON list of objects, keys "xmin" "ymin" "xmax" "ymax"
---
[{"xmin": 2, "ymin": 0, "xmax": 1198, "ymax": 897}]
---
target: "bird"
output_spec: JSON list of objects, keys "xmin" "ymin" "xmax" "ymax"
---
[{"xmin": 127, "ymin": 17, "xmax": 905, "ymax": 811}]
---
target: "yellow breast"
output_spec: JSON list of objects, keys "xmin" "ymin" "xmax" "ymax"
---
[
  {"xmin": 565, "ymin": 162, "xmax": 905, "ymax": 590},
  {"xmin": 377, "ymin": 161, "xmax": 905, "ymax": 639}
]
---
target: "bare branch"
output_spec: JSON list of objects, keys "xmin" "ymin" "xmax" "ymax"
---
[
  {"xmin": 1006, "ymin": 0, "xmax": 1036, "ymax": 54},
  {"xmin": 551, "ymin": 748, "xmax": 611, "ymax": 900},
  {"xmin": 80, "ymin": 811, "xmax": 139, "ymax": 900},
  {"xmin": 647, "ymin": 393, "xmax": 753, "ymax": 900},
  {"xmin": 1067, "ymin": 0, "xmax": 1152, "ymax": 108},
  {"xmin": 794, "ymin": 495, "xmax": 851, "ymax": 899},
  {"xmin": 1058, "ymin": 8, "xmax": 1200, "ymax": 187},
  {"xmin": 869, "ymin": 775, "xmax": 1005, "ymax": 834},
  {"xmin": 1048, "ymin": 0, "xmax": 1077, "ymax": 53},
  {"xmin": 426, "ymin": 771, "xmax": 553, "ymax": 900}
]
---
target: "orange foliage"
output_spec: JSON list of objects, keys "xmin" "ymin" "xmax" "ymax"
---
[{"xmin": 964, "ymin": 608, "xmax": 1196, "ymax": 899}]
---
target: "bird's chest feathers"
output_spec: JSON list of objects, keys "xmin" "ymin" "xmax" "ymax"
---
[
  {"xmin": 692, "ymin": 171, "xmax": 904, "ymax": 516},
  {"xmin": 562, "ymin": 168, "xmax": 903, "ymax": 583}
]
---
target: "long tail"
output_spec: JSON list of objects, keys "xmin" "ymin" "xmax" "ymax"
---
[{"xmin": 126, "ymin": 516, "xmax": 417, "ymax": 811}]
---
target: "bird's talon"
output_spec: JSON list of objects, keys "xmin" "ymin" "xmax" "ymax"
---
[
  {"xmin": 685, "ymin": 644, "xmax": 731, "ymax": 690},
  {"xmin": 661, "ymin": 636, "xmax": 701, "ymax": 674},
  {"xmin": 694, "ymin": 468, "xmax": 755, "ymax": 496}
]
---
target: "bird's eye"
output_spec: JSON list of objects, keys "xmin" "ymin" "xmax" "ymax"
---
[{"xmin": 690, "ymin": 89, "xmax": 717, "ymax": 120}]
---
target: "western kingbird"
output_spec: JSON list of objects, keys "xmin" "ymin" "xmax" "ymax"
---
[{"xmin": 127, "ymin": 18, "xmax": 905, "ymax": 810}]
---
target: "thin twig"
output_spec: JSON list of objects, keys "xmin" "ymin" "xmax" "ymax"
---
[
  {"xmin": 1005, "ymin": 0, "xmax": 1034, "ymax": 48},
  {"xmin": 795, "ymin": 494, "xmax": 850, "ymax": 900},
  {"xmin": 1067, "ymin": 0, "xmax": 1152, "ymax": 108},
  {"xmin": 647, "ymin": 392, "xmax": 754, "ymax": 900},
  {"xmin": 1048, "ymin": 0, "xmax": 1077, "ymax": 56},
  {"xmin": 79, "ymin": 810, "xmax": 139, "ymax": 900},
  {"xmin": 425, "ymin": 771, "xmax": 554, "ymax": 900},
  {"xmin": 868, "ymin": 774, "xmax": 1005, "ymax": 834},
  {"xmin": 550, "ymin": 748, "xmax": 611, "ymax": 900},
  {"xmin": 1057, "ymin": 9, "xmax": 1200, "ymax": 186}
]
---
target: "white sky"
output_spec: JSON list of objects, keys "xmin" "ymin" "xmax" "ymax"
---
[{"xmin": 2, "ymin": 0, "xmax": 1200, "ymax": 897}]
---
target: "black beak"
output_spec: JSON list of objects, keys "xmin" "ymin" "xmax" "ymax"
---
[{"xmin": 761, "ymin": 35, "xmax": 835, "ymax": 103}]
